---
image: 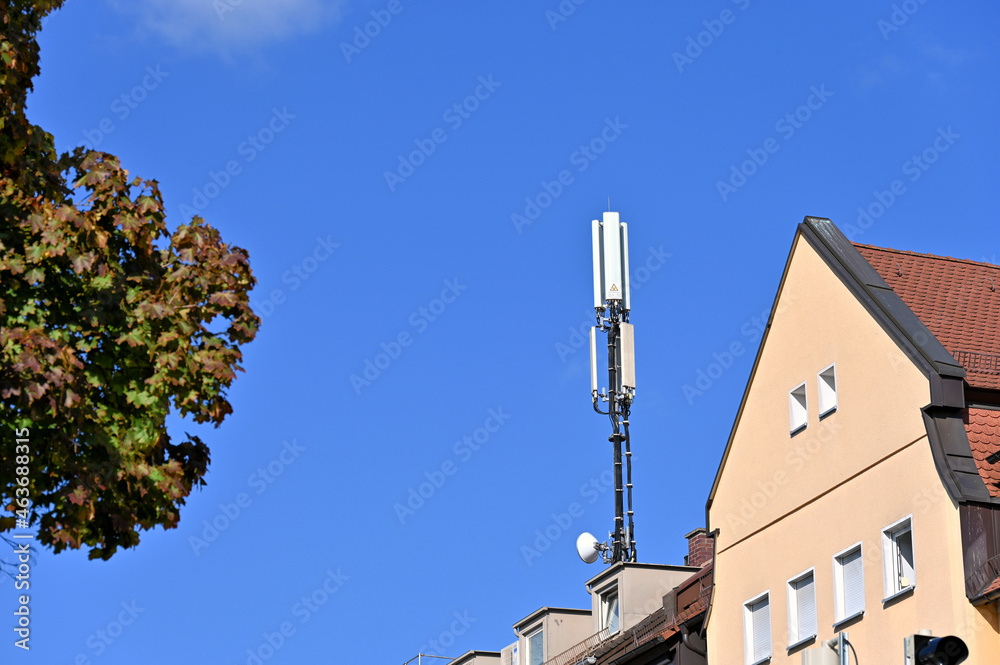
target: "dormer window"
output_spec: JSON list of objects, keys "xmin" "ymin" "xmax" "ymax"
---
[
  {"xmin": 526, "ymin": 627, "xmax": 543, "ymax": 665},
  {"xmin": 601, "ymin": 589, "xmax": 620, "ymax": 634}
]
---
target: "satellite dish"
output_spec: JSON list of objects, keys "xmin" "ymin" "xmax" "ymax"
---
[{"xmin": 576, "ymin": 532, "xmax": 601, "ymax": 564}]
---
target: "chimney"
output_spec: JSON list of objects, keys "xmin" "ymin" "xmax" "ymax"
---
[{"xmin": 685, "ymin": 528, "xmax": 712, "ymax": 568}]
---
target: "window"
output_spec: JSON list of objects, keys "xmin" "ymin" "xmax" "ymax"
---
[
  {"xmin": 743, "ymin": 592, "xmax": 771, "ymax": 665},
  {"xmin": 789, "ymin": 383, "xmax": 808, "ymax": 434},
  {"xmin": 526, "ymin": 627, "xmax": 543, "ymax": 665},
  {"xmin": 786, "ymin": 569, "xmax": 817, "ymax": 647},
  {"xmin": 601, "ymin": 589, "xmax": 620, "ymax": 634},
  {"xmin": 818, "ymin": 364, "xmax": 837, "ymax": 417},
  {"xmin": 882, "ymin": 516, "xmax": 915, "ymax": 599},
  {"xmin": 833, "ymin": 543, "xmax": 865, "ymax": 625}
]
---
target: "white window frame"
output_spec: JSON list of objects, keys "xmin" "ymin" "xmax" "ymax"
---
[
  {"xmin": 786, "ymin": 568, "xmax": 817, "ymax": 649},
  {"xmin": 817, "ymin": 363, "xmax": 838, "ymax": 417},
  {"xmin": 832, "ymin": 542, "xmax": 865, "ymax": 627},
  {"xmin": 789, "ymin": 382, "xmax": 808, "ymax": 434},
  {"xmin": 599, "ymin": 585, "xmax": 620, "ymax": 634},
  {"xmin": 742, "ymin": 590, "xmax": 772, "ymax": 665},
  {"xmin": 525, "ymin": 625, "xmax": 544, "ymax": 665},
  {"xmin": 882, "ymin": 515, "xmax": 916, "ymax": 601}
]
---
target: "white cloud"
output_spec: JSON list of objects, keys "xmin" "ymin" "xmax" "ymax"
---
[{"xmin": 115, "ymin": 0, "xmax": 347, "ymax": 53}]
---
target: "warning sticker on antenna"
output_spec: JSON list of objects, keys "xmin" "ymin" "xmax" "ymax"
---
[{"xmin": 610, "ymin": 284, "xmax": 619, "ymax": 291}]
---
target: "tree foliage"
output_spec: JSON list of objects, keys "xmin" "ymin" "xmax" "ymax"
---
[{"xmin": 0, "ymin": 1, "xmax": 259, "ymax": 559}]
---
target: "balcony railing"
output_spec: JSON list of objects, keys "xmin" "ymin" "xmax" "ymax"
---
[
  {"xmin": 953, "ymin": 349, "xmax": 1000, "ymax": 375},
  {"xmin": 541, "ymin": 585, "xmax": 712, "ymax": 665},
  {"xmin": 633, "ymin": 585, "xmax": 712, "ymax": 649},
  {"xmin": 965, "ymin": 553, "xmax": 1000, "ymax": 599},
  {"xmin": 541, "ymin": 627, "xmax": 613, "ymax": 665}
]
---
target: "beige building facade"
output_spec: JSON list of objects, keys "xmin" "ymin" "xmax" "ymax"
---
[{"xmin": 706, "ymin": 218, "xmax": 1000, "ymax": 664}]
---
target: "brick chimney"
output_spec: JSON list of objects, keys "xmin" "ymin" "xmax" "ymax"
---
[{"xmin": 684, "ymin": 528, "xmax": 713, "ymax": 568}]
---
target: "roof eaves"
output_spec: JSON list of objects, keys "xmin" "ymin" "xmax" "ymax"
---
[
  {"xmin": 922, "ymin": 406, "xmax": 997, "ymax": 503},
  {"xmin": 801, "ymin": 217, "xmax": 966, "ymax": 390},
  {"xmin": 512, "ymin": 607, "xmax": 590, "ymax": 633}
]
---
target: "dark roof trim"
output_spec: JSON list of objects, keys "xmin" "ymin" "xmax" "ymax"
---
[
  {"xmin": 974, "ymin": 586, "xmax": 1000, "ymax": 606},
  {"xmin": 800, "ymin": 218, "xmax": 966, "ymax": 391},
  {"xmin": 803, "ymin": 218, "xmax": 995, "ymax": 505},
  {"xmin": 584, "ymin": 561, "xmax": 699, "ymax": 591},
  {"xmin": 923, "ymin": 407, "xmax": 999, "ymax": 504},
  {"xmin": 449, "ymin": 651, "xmax": 502, "ymax": 665},
  {"xmin": 512, "ymin": 606, "xmax": 590, "ymax": 632}
]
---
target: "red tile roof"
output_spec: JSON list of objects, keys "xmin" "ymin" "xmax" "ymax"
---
[
  {"xmin": 852, "ymin": 242, "xmax": 1000, "ymax": 602},
  {"xmin": 855, "ymin": 245, "xmax": 1000, "ymax": 391},
  {"xmin": 965, "ymin": 407, "xmax": 1000, "ymax": 499}
]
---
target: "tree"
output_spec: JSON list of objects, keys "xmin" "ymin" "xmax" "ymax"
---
[{"xmin": 1, "ymin": 1, "xmax": 259, "ymax": 559}]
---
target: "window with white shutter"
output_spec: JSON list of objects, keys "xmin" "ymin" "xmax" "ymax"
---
[
  {"xmin": 833, "ymin": 543, "xmax": 865, "ymax": 625},
  {"xmin": 882, "ymin": 516, "xmax": 916, "ymax": 600},
  {"xmin": 743, "ymin": 592, "xmax": 772, "ymax": 665},
  {"xmin": 787, "ymin": 569, "xmax": 817, "ymax": 646}
]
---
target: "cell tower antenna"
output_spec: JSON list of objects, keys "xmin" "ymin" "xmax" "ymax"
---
[{"xmin": 579, "ymin": 210, "xmax": 637, "ymax": 565}]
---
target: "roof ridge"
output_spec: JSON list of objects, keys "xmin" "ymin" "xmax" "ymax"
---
[{"xmin": 853, "ymin": 242, "xmax": 1000, "ymax": 270}]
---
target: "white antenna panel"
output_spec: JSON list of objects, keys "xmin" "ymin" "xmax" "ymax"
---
[
  {"xmin": 592, "ymin": 212, "xmax": 630, "ymax": 311},
  {"xmin": 590, "ymin": 326, "xmax": 599, "ymax": 397},
  {"xmin": 592, "ymin": 219, "xmax": 604, "ymax": 311},
  {"xmin": 620, "ymin": 222, "xmax": 631, "ymax": 312},
  {"xmin": 619, "ymin": 322, "xmax": 635, "ymax": 392},
  {"xmin": 602, "ymin": 212, "xmax": 622, "ymax": 302}
]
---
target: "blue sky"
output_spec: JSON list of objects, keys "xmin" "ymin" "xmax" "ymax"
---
[{"xmin": 6, "ymin": 0, "xmax": 1000, "ymax": 663}]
